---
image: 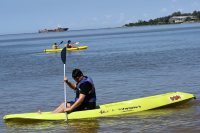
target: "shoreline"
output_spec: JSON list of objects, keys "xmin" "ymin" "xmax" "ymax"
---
[
  {"xmin": 122, "ymin": 21, "xmax": 200, "ymax": 28},
  {"xmin": 0, "ymin": 21, "xmax": 200, "ymax": 36}
]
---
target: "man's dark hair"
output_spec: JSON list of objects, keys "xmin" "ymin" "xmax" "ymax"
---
[
  {"xmin": 68, "ymin": 40, "xmax": 71, "ymax": 43},
  {"xmin": 72, "ymin": 69, "xmax": 83, "ymax": 79}
]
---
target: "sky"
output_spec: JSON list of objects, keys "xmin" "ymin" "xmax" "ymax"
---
[{"xmin": 0, "ymin": 0, "xmax": 200, "ymax": 35}]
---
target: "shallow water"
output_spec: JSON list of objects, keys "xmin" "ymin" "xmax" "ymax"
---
[{"xmin": 1, "ymin": 23, "xmax": 200, "ymax": 132}]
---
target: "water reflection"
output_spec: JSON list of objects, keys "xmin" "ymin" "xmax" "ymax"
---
[
  {"xmin": 4, "ymin": 119, "xmax": 100, "ymax": 132},
  {"xmin": 43, "ymin": 49, "xmax": 87, "ymax": 56}
]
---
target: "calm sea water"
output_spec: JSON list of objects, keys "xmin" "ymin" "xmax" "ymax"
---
[{"xmin": 1, "ymin": 23, "xmax": 200, "ymax": 132}]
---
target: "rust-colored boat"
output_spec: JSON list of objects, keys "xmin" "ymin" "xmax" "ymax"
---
[{"xmin": 39, "ymin": 24, "xmax": 68, "ymax": 33}]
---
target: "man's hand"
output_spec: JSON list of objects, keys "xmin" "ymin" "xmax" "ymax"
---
[
  {"xmin": 64, "ymin": 107, "xmax": 72, "ymax": 113},
  {"xmin": 63, "ymin": 77, "xmax": 68, "ymax": 83}
]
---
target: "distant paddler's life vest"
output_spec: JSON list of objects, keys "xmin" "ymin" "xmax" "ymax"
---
[
  {"xmin": 52, "ymin": 45, "xmax": 57, "ymax": 49},
  {"xmin": 75, "ymin": 76, "xmax": 96, "ymax": 102}
]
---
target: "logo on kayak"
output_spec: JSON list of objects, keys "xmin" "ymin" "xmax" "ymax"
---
[
  {"xmin": 168, "ymin": 94, "xmax": 185, "ymax": 103},
  {"xmin": 117, "ymin": 105, "xmax": 141, "ymax": 112},
  {"xmin": 99, "ymin": 105, "xmax": 142, "ymax": 115},
  {"xmin": 99, "ymin": 109, "xmax": 109, "ymax": 115}
]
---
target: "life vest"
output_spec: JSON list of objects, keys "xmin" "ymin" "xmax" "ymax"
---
[
  {"xmin": 52, "ymin": 45, "xmax": 57, "ymax": 49},
  {"xmin": 67, "ymin": 43, "xmax": 72, "ymax": 48},
  {"xmin": 75, "ymin": 76, "xmax": 96, "ymax": 102}
]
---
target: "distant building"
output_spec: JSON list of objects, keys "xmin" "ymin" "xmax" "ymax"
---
[{"xmin": 169, "ymin": 16, "xmax": 198, "ymax": 23}]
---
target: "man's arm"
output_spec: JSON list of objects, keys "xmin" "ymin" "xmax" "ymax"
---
[
  {"xmin": 63, "ymin": 77, "xmax": 76, "ymax": 90},
  {"xmin": 64, "ymin": 94, "xmax": 86, "ymax": 112}
]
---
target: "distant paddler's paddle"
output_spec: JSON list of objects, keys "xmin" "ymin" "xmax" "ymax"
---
[
  {"xmin": 61, "ymin": 47, "xmax": 67, "ymax": 121},
  {"xmin": 53, "ymin": 41, "xmax": 63, "ymax": 49},
  {"xmin": 64, "ymin": 42, "xmax": 79, "ymax": 47},
  {"xmin": 74, "ymin": 42, "xmax": 79, "ymax": 45},
  {"xmin": 58, "ymin": 41, "xmax": 63, "ymax": 46}
]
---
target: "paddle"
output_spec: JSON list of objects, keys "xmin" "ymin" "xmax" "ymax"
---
[
  {"xmin": 74, "ymin": 42, "xmax": 79, "ymax": 45},
  {"xmin": 53, "ymin": 41, "xmax": 63, "ymax": 49},
  {"xmin": 58, "ymin": 41, "xmax": 63, "ymax": 46},
  {"xmin": 61, "ymin": 47, "xmax": 67, "ymax": 121}
]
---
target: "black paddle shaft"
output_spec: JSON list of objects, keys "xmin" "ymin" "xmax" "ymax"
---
[{"xmin": 58, "ymin": 41, "xmax": 63, "ymax": 46}]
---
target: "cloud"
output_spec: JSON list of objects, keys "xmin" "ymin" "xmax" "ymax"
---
[
  {"xmin": 116, "ymin": 13, "xmax": 124, "ymax": 23},
  {"xmin": 93, "ymin": 18, "xmax": 98, "ymax": 21},
  {"xmin": 178, "ymin": 8, "xmax": 183, "ymax": 11},
  {"xmin": 47, "ymin": 21, "xmax": 55, "ymax": 27},
  {"xmin": 125, "ymin": 20, "xmax": 132, "ymax": 23},
  {"xmin": 106, "ymin": 15, "xmax": 111, "ymax": 18},
  {"xmin": 68, "ymin": 22, "xmax": 79, "ymax": 28},
  {"xmin": 172, "ymin": 0, "xmax": 177, "ymax": 2},
  {"xmin": 161, "ymin": 8, "xmax": 167, "ymax": 12},
  {"xmin": 191, "ymin": 2, "xmax": 199, "ymax": 7},
  {"xmin": 143, "ymin": 13, "xmax": 148, "ymax": 17},
  {"xmin": 48, "ymin": 21, "xmax": 53, "ymax": 24},
  {"xmin": 124, "ymin": 16, "xmax": 137, "ymax": 23},
  {"xmin": 102, "ymin": 21, "xmax": 109, "ymax": 24}
]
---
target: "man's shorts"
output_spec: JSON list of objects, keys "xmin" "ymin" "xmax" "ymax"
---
[{"xmin": 68, "ymin": 101, "xmax": 96, "ymax": 112}]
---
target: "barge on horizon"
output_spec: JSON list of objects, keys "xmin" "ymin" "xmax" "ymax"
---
[{"xmin": 39, "ymin": 24, "xmax": 68, "ymax": 33}]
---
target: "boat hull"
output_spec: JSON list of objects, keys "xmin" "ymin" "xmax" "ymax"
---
[
  {"xmin": 44, "ymin": 46, "xmax": 88, "ymax": 52},
  {"xmin": 39, "ymin": 28, "xmax": 68, "ymax": 33},
  {"xmin": 3, "ymin": 92, "xmax": 195, "ymax": 121}
]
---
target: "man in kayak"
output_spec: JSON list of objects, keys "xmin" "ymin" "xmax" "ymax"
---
[
  {"xmin": 52, "ymin": 43, "xmax": 59, "ymax": 49},
  {"xmin": 66, "ymin": 40, "xmax": 76, "ymax": 48},
  {"xmin": 38, "ymin": 69, "xmax": 96, "ymax": 114}
]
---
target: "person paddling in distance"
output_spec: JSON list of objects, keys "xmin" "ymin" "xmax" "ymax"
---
[
  {"xmin": 66, "ymin": 40, "xmax": 76, "ymax": 48},
  {"xmin": 38, "ymin": 69, "xmax": 96, "ymax": 114},
  {"xmin": 53, "ymin": 43, "xmax": 59, "ymax": 49}
]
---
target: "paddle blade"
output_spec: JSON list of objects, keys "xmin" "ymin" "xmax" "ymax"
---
[
  {"xmin": 76, "ymin": 42, "xmax": 79, "ymax": 44},
  {"xmin": 61, "ymin": 47, "xmax": 66, "ymax": 64}
]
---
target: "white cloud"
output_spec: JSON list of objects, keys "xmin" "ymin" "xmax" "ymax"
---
[
  {"xmin": 161, "ymin": 8, "xmax": 167, "ymax": 12},
  {"xmin": 116, "ymin": 13, "xmax": 124, "ymax": 23},
  {"xmin": 125, "ymin": 16, "xmax": 137, "ymax": 23},
  {"xmin": 48, "ymin": 21, "xmax": 53, "ymax": 24},
  {"xmin": 68, "ymin": 22, "xmax": 79, "ymax": 28},
  {"xmin": 93, "ymin": 18, "xmax": 98, "ymax": 21},
  {"xmin": 191, "ymin": 2, "xmax": 199, "ymax": 7},
  {"xmin": 102, "ymin": 21, "xmax": 109, "ymax": 24},
  {"xmin": 125, "ymin": 20, "xmax": 132, "ymax": 23},
  {"xmin": 143, "ymin": 13, "xmax": 148, "ymax": 17},
  {"xmin": 178, "ymin": 8, "xmax": 183, "ymax": 11},
  {"xmin": 106, "ymin": 15, "xmax": 111, "ymax": 18},
  {"xmin": 172, "ymin": 0, "xmax": 177, "ymax": 2}
]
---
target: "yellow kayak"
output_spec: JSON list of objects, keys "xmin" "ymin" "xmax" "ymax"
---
[
  {"xmin": 44, "ymin": 46, "xmax": 88, "ymax": 52},
  {"xmin": 3, "ymin": 92, "xmax": 195, "ymax": 121}
]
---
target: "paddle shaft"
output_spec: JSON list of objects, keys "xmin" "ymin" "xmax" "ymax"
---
[
  {"xmin": 58, "ymin": 41, "xmax": 63, "ymax": 46},
  {"xmin": 64, "ymin": 64, "xmax": 67, "ymax": 120}
]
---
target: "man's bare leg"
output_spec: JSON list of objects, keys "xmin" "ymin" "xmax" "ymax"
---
[
  {"xmin": 38, "ymin": 102, "xmax": 71, "ymax": 114},
  {"xmin": 51, "ymin": 102, "xmax": 71, "ymax": 114}
]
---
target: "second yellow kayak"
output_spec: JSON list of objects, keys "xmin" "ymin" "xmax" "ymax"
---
[{"xmin": 44, "ymin": 46, "xmax": 87, "ymax": 52}]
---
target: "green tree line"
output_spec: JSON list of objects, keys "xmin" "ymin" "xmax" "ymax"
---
[{"xmin": 124, "ymin": 10, "xmax": 200, "ymax": 27}]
